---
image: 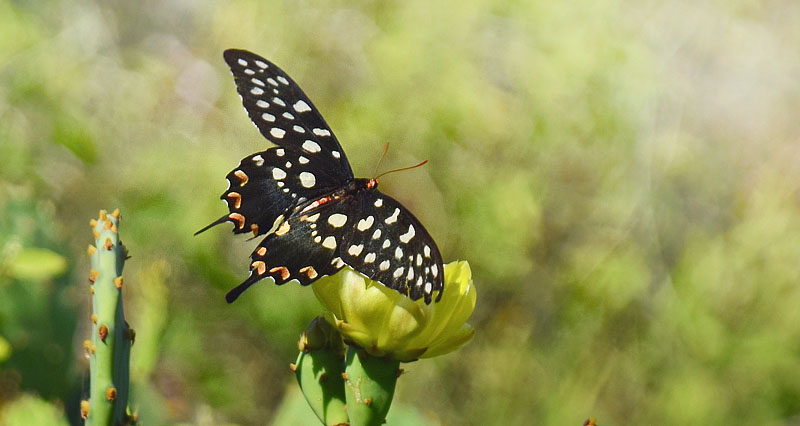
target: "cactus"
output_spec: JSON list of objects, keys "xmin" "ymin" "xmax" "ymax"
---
[
  {"xmin": 342, "ymin": 347, "xmax": 400, "ymax": 426},
  {"xmin": 293, "ymin": 317, "xmax": 349, "ymax": 426},
  {"xmin": 81, "ymin": 209, "xmax": 135, "ymax": 425}
]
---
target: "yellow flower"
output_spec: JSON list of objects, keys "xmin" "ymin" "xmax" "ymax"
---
[{"xmin": 312, "ymin": 260, "xmax": 476, "ymax": 362}]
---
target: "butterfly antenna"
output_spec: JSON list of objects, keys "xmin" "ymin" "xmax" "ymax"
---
[
  {"xmin": 372, "ymin": 142, "xmax": 391, "ymax": 179},
  {"xmin": 375, "ymin": 160, "xmax": 428, "ymax": 179}
]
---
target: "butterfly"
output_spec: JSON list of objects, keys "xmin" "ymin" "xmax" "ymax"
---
[{"xmin": 197, "ymin": 49, "xmax": 444, "ymax": 304}]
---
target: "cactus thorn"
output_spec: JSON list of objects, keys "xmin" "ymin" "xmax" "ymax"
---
[
  {"xmin": 91, "ymin": 314, "xmax": 98, "ymax": 324},
  {"xmin": 396, "ymin": 368, "xmax": 405, "ymax": 378},
  {"xmin": 89, "ymin": 269, "xmax": 100, "ymax": 282},
  {"xmin": 103, "ymin": 219, "xmax": 113, "ymax": 230},
  {"xmin": 90, "ymin": 218, "xmax": 98, "ymax": 228},
  {"xmin": 99, "ymin": 210, "xmax": 108, "ymax": 221},
  {"xmin": 91, "ymin": 344, "xmax": 96, "ymax": 354},
  {"xmin": 341, "ymin": 372, "xmax": 348, "ymax": 380},
  {"xmin": 111, "ymin": 208, "xmax": 120, "ymax": 219},
  {"xmin": 125, "ymin": 328, "xmax": 136, "ymax": 344},
  {"xmin": 98, "ymin": 324, "xmax": 109, "ymax": 342},
  {"xmin": 104, "ymin": 237, "xmax": 114, "ymax": 250},
  {"xmin": 88, "ymin": 245, "xmax": 97, "ymax": 256},
  {"xmin": 80, "ymin": 400, "xmax": 90, "ymax": 419},
  {"xmin": 114, "ymin": 276, "xmax": 124, "ymax": 289},
  {"xmin": 105, "ymin": 386, "xmax": 117, "ymax": 401},
  {"xmin": 111, "ymin": 222, "xmax": 118, "ymax": 233},
  {"xmin": 93, "ymin": 230, "xmax": 100, "ymax": 239},
  {"xmin": 289, "ymin": 363, "xmax": 297, "ymax": 372},
  {"xmin": 298, "ymin": 332, "xmax": 307, "ymax": 351},
  {"xmin": 364, "ymin": 397, "xmax": 372, "ymax": 405},
  {"xmin": 90, "ymin": 285, "xmax": 94, "ymax": 294}
]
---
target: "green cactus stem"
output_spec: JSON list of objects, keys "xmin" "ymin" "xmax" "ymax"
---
[
  {"xmin": 294, "ymin": 317, "xmax": 349, "ymax": 426},
  {"xmin": 343, "ymin": 346, "xmax": 400, "ymax": 426},
  {"xmin": 83, "ymin": 209, "xmax": 134, "ymax": 425}
]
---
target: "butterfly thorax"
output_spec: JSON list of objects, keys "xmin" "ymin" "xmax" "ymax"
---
[{"xmin": 297, "ymin": 178, "xmax": 378, "ymax": 215}]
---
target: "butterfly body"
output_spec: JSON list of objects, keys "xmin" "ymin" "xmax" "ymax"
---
[{"xmin": 200, "ymin": 49, "xmax": 444, "ymax": 304}]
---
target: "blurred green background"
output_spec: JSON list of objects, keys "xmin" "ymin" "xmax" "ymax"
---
[{"xmin": 2, "ymin": 0, "xmax": 800, "ymax": 425}]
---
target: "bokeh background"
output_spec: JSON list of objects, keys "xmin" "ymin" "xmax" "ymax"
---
[{"xmin": 2, "ymin": 0, "xmax": 800, "ymax": 425}]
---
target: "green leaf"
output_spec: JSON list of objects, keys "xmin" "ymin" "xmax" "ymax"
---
[{"xmin": 7, "ymin": 247, "xmax": 67, "ymax": 281}]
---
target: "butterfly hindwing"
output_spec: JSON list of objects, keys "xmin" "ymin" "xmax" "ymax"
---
[
  {"xmin": 337, "ymin": 191, "xmax": 444, "ymax": 303},
  {"xmin": 223, "ymin": 49, "xmax": 353, "ymax": 186},
  {"xmin": 226, "ymin": 202, "xmax": 347, "ymax": 302}
]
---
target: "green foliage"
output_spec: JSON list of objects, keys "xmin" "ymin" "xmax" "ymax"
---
[{"xmin": 1, "ymin": 0, "xmax": 800, "ymax": 425}]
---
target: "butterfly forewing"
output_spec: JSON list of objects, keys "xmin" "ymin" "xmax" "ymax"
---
[{"xmin": 223, "ymin": 49, "xmax": 353, "ymax": 185}]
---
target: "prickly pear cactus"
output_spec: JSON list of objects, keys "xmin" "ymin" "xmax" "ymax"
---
[{"xmin": 81, "ymin": 209, "xmax": 136, "ymax": 425}]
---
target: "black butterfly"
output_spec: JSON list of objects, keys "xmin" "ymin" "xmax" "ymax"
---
[{"xmin": 197, "ymin": 49, "xmax": 444, "ymax": 304}]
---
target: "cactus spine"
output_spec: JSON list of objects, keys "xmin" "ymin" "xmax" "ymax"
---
[{"xmin": 82, "ymin": 209, "xmax": 134, "ymax": 425}]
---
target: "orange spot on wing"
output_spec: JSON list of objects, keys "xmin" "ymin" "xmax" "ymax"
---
[
  {"xmin": 234, "ymin": 170, "xmax": 249, "ymax": 186},
  {"xmin": 251, "ymin": 260, "xmax": 266, "ymax": 275},
  {"xmin": 229, "ymin": 213, "xmax": 246, "ymax": 229},
  {"xmin": 270, "ymin": 266, "xmax": 290, "ymax": 281},
  {"xmin": 300, "ymin": 266, "xmax": 318, "ymax": 279},
  {"xmin": 256, "ymin": 246, "xmax": 267, "ymax": 256},
  {"xmin": 226, "ymin": 192, "xmax": 242, "ymax": 209}
]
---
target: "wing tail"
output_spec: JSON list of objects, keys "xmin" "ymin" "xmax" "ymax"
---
[
  {"xmin": 225, "ymin": 272, "xmax": 261, "ymax": 303},
  {"xmin": 194, "ymin": 215, "xmax": 229, "ymax": 236}
]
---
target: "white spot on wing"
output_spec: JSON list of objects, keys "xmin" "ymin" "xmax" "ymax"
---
[
  {"xmin": 276, "ymin": 148, "xmax": 285, "ymax": 157},
  {"xmin": 374, "ymin": 199, "xmax": 383, "ymax": 208},
  {"xmin": 331, "ymin": 257, "xmax": 345, "ymax": 268},
  {"xmin": 272, "ymin": 168, "xmax": 286, "ymax": 180},
  {"xmin": 298, "ymin": 156, "xmax": 309, "ymax": 164},
  {"xmin": 425, "ymin": 282, "xmax": 432, "ymax": 293},
  {"xmin": 385, "ymin": 208, "xmax": 400, "ymax": 224},
  {"xmin": 273, "ymin": 97, "xmax": 286, "ymax": 107},
  {"xmin": 252, "ymin": 155, "xmax": 264, "ymax": 166},
  {"xmin": 285, "ymin": 161, "xmax": 292, "ymax": 168},
  {"xmin": 399, "ymin": 225, "xmax": 415, "ymax": 243},
  {"xmin": 237, "ymin": 59, "xmax": 248, "ymax": 66},
  {"xmin": 372, "ymin": 229, "xmax": 382, "ymax": 239},
  {"xmin": 302, "ymin": 140, "xmax": 321, "ymax": 153},
  {"xmin": 407, "ymin": 268, "xmax": 414, "ymax": 281},
  {"xmin": 299, "ymin": 172, "xmax": 316, "ymax": 188},
  {"xmin": 255, "ymin": 60, "xmax": 268, "ymax": 69},
  {"xmin": 395, "ymin": 247, "xmax": 403, "ymax": 259},
  {"xmin": 267, "ymin": 77, "xmax": 278, "ymax": 86},
  {"xmin": 256, "ymin": 100, "xmax": 269, "ymax": 108},
  {"xmin": 293, "ymin": 100, "xmax": 312, "ymax": 113},
  {"xmin": 327, "ymin": 213, "xmax": 348, "ymax": 228},
  {"xmin": 322, "ymin": 236, "xmax": 337, "ymax": 249},
  {"xmin": 262, "ymin": 113, "xmax": 275, "ymax": 122},
  {"xmin": 251, "ymin": 87, "xmax": 264, "ymax": 95},
  {"xmin": 293, "ymin": 125, "xmax": 305, "ymax": 133},
  {"xmin": 424, "ymin": 245, "xmax": 431, "ymax": 258},
  {"xmin": 431, "ymin": 264, "xmax": 438, "ymax": 277},
  {"xmin": 270, "ymin": 128, "xmax": 286, "ymax": 138},
  {"xmin": 364, "ymin": 253, "xmax": 376, "ymax": 263},
  {"xmin": 357, "ymin": 216, "xmax": 374, "ymax": 231},
  {"xmin": 393, "ymin": 267, "xmax": 404, "ymax": 278},
  {"xmin": 306, "ymin": 213, "xmax": 320, "ymax": 222},
  {"xmin": 313, "ymin": 128, "xmax": 331, "ymax": 137},
  {"xmin": 277, "ymin": 76, "xmax": 289, "ymax": 85},
  {"xmin": 282, "ymin": 112, "xmax": 294, "ymax": 120},
  {"xmin": 251, "ymin": 78, "xmax": 265, "ymax": 86},
  {"xmin": 383, "ymin": 239, "xmax": 391, "ymax": 249},
  {"xmin": 332, "ymin": 151, "xmax": 341, "ymax": 159},
  {"xmin": 347, "ymin": 244, "xmax": 364, "ymax": 256},
  {"xmin": 244, "ymin": 68, "xmax": 255, "ymax": 75},
  {"xmin": 416, "ymin": 254, "xmax": 422, "ymax": 266},
  {"xmin": 379, "ymin": 260, "xmax": 390, "ymax": 271}
]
